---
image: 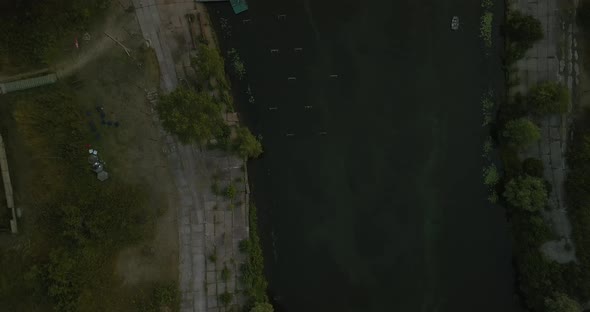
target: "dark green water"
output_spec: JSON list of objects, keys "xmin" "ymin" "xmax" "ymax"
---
[{"xmin": 211, "ymin": 0, "xmax": 521, "ymax": 311}]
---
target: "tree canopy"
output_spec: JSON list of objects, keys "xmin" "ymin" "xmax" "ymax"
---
[
  {"xmin": 528, "ymin": 82, "xmax": 569, "ymax": 115},
  {"xmin": 504, "ymin": 175, "xmax": 548, "ymax": 212},
  {"xmin": 234, "ymin": 127, "xmax": 263, "ymax": 159},
  {"xmin": 505, "ymin": 11, "xmax": 543, "ymax": 48},
  {"xmin": 545, "ymin": 293, "xmax": 582, "ymax": 312},
  {"xmin": 504, "ymin": 11, "xmax": 543, "ymax": 62},
  {"xmin": 157, "ymin": 88, "xmax": 224, "ymax": 144},
  {"xmin": 502, "ymin": 118, "xmax": 541, "ymax": 148}
]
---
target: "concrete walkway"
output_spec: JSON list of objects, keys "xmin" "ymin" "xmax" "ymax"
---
[
  {"xmin": 511, "ymin": 0, "xmax": 578, "ymax": 263},
  {"xmin": 131, "ymin": 1, "xmax": 249, "ymax": 311}
]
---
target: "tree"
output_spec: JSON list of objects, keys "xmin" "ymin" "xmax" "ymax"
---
[
  {"xmin": 504, "ymin": 11, "xmax": 543, "ymax": 62},
  {"xmin": 545, "ymin": 293, "xmax": 582, "ymax": 312},
  {"xmin": 504, "ymin": 175, "xmax": 548, "ymax": 211},
  {"xmin": 157, "ymin": 88, "xmax": 224, "ymax": 144},
  {"xmin": 234, "ymin": 127, "xmax": 263, "ymax": 158},
  {"xmin": 528, "ymin": 82, "xmax": 569, "ymax": 115},
  {"xmin": 502, "ymin": 118, "xmax": 541, "ymax": 148},
  {"xmin": 250, "ymin": 302, "xmax": 274, "ymax": 312},
  {"xmin": 505, "ymin": 11, "xmax": 543, "ymax": 48}
]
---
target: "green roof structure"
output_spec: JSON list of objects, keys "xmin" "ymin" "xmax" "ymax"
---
[{"xmin": 230, "ymin": 0, "xmax": 248, "ymax": 14}]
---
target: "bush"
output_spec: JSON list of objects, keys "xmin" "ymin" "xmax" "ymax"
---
[
  {"xmin": 502, "ymin": 118, "xmax": 541, "ymax": 148},
  {"xmin": 528, "ymin": 82, "xmax": 569, "ymax": 115}
]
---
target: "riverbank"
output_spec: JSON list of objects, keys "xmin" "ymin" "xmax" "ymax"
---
[{"xmin": 499, "ymin": 0, "xmax": 587, "ymax": 309}]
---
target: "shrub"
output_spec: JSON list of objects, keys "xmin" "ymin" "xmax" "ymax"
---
[
  {"xmin": 225, "ymin": 183, "xmax": 236, "ymax": 200},
  {"xmin": 528, "ymin": 82, "xmax": 569, "ymax": 115}
]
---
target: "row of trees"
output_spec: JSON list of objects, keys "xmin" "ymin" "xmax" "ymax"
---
[
  {"xmin": 501, "ymin": 81, "xmax": 568, "ymax": 149},
  {"xmin": 497, "ymin": 9, "xmax": 585, "ymax": 312}
]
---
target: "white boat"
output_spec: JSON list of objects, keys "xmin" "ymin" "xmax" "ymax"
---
[{"xmin": 451, "ymin": 16, "xmax": 459, "ymax": 30}]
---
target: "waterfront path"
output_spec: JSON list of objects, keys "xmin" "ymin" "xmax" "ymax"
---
[
  {"xmin": 511, "ymin": 0, "xmax": 578, "ymax": 263},
  {"xmin": 131, "ymin": 0, "xmax": 249, "ymax": 311}
]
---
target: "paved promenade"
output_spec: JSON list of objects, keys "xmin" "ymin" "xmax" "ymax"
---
[
  {"xmin": 131, "ymin": 0, "xmax": 249, "ymax": 310},
  {"xmin": 511, "ymin": 0, "xmax": 578, "ymax": 263}
]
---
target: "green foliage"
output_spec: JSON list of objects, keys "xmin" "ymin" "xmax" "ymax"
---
[
  {"xmin": 225, "ymin": 183, "xmax": 236, "ymax": 200},
  {"xmin": 504, "ymin": 175, "xmax": 547, "ymax": 212},
  {"xmin": 157, "ymin": 87, "xmax": 225, "ymax": 144},
  {"xmin": 250, "ymin": 302, "xmax": 274, "ymax": 312},
  {"xmin": 522, "ymin": 157, "xmax": 544, "ymax": 178},
  {"xmin": 480, "ymin": 12, "xmax": 494, "ymax": 48},
  {"xmin": 545, "ymin": 293, "xmax": 582, "ymax": 312},
  {"xmin": 504, "ymin": 11, "xmax": 543, "ymax": 62},
  {"xmin": 234, "ymin": 127, "xmax": 263, "ymax": 159},
  {"xmin": 502, "ymin": 118, "xmax": 541, "ymax": 148},
  {"xmin": 136, "ymin": 282, "xmax": 180, "ymax": 312},
  {"xmin": 194, "ymin": 44, "xmax": 228, "ymax": 89},
  {"xmin": 527, "ymin": 82, "xmax": 569, "ymax": 115},
  {"xmin": 241, "ymin": 204, "xmax": 270, "ymax": 307},
  {"xmin": 482, "ymin": 0, "xmax": 493, "ymax": 9},
  {"xmin": 0, "ymin": 0, "xmax": 109, "ymax": 67},
  {"xmin": 219, "ymin": 291, "xmax": 233, "ymax": 306}
]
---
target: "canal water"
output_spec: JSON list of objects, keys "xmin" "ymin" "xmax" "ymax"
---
[{"xmin": 209, "ymin": 0, "xmax": 522, "ymax": 311}]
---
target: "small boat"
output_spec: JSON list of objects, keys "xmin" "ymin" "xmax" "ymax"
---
[{"xmin": 451, "ymin": 16, "xmax": 459, "ymax": 30}]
